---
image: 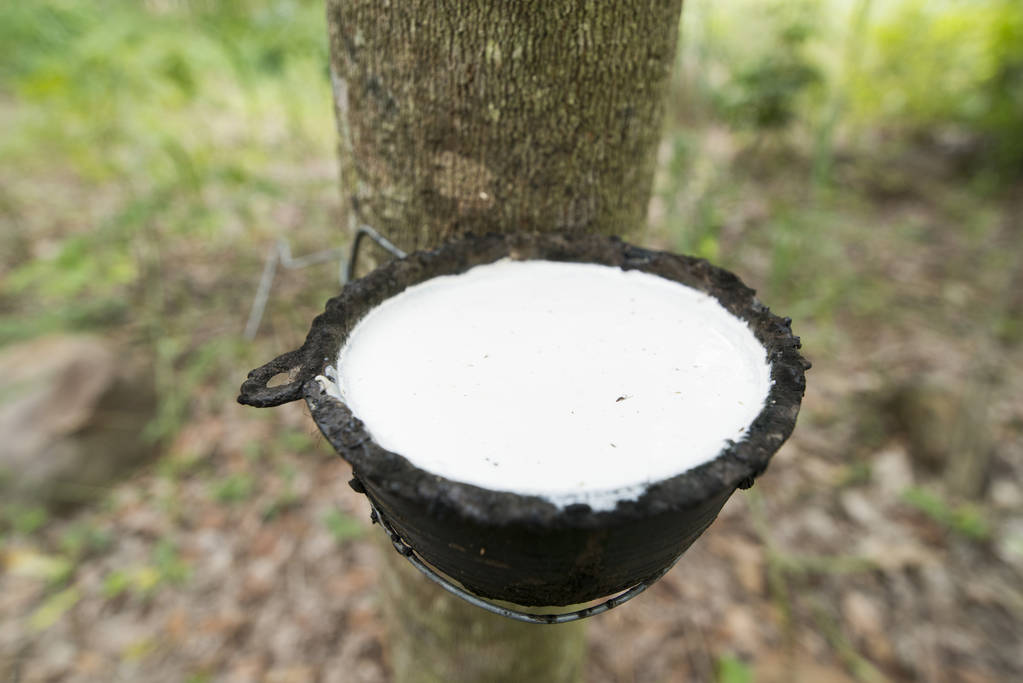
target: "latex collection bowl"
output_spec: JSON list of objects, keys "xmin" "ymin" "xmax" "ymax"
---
[{"xmin": 238, "ymin": 232, "xmax": 808, "ymax": 607}]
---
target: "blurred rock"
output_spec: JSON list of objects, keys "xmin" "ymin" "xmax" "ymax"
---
[
  {"xmin": 888, "ymin": 379, "xmax": 960, "ymax": 471},
  {"xmin": 718, "ymin": 605, "xmax": 762, "ymax": 655},
  {"xmin": 0, "ymin": 335, "xmax": 157, "ymax": 507},
  {"xmin": 265, "ymin": 666, "xmax": 314, "ymax": 683},
  {"xmin": 995, "ymin": 518, "xmax": 1023, "ymax": 569},
  {"xmin": 888, "ymin": 376, "xmax": 993, "ymax": 498},
  {"xmin": 707, "ymin": 535, "xmax": 765, "ymax": 594},
  {"xmin": 241, "ymin": 557, "xmax": 278, "ymax": 601},
  {"xmin": 872, "ymin": 445, "xmax": 914, "ymax": 498},
  {"xmin": 800, "ymin": 507, "xmax": 841, "ymax": 543},
  {"xmin": 841, "ymin": 591, "xmax": 892, "ymax": 663},
  {"xmin": 856, "ymin": 531, "xmax": 938, "ymax": 571},
  {"xmin": 839, "ymin": 490, "xmax": 883, "ymax": 528},
  {"xmin": 919, "ymin": 563, "xmax": 957, "ymax": 611},
  {"xmin": 990, "ymin": 480, "xmax": 1022, "ymax": 510},
  {"xmin": 756, "ymin": 652, "xmax": 858, "ymax": 683}
]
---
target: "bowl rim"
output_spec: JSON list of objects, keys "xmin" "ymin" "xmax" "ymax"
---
[{"xmin": 275, "ymin": 232, "xmax": 808, "ymax": 528}]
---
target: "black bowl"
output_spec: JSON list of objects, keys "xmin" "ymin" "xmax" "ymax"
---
[{"xmin": 239, "ymin": 232, "xmax": 808, "ymax": 606}]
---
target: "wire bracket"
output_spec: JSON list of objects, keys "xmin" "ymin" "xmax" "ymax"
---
[
  {"xmin": 367, "ymin": 499, "xmax": 682, "ymax": 624},
  {"xmin": 244, "ymin": 225, "xmax": 406, "ymax": 339}
]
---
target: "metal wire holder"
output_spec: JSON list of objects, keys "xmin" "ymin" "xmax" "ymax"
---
[
  {"xmin": 244, "ymin": 225, "xmax": 406, "ymax": 339},
  {"xmin": 367, "ymin": 498, "xmax": 683, "ymax": 624}
]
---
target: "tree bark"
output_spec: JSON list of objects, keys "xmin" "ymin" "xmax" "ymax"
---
[
  {"xmin": 374, "ymin": 533, "xmax": 587, "ymax": 683},
  {"xmin": 326, "ymin": 1, "xmax": 684, "ymax": 680},
  {"xmin": 327, "ymin": 0, "xmax": 684, "ymax": 252}
]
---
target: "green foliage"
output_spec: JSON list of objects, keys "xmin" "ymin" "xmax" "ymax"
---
[
  {"xmin": 716, "ymin": 654, "xmax": 755, "ymax": 683},
  {"xmin": 277, "ymin": 428, "xmax": 317, "ymax": 454},
  {"xmin": 102, "ymin": 539, "xmax": 190, "ymax": 599},
  {"xmin": 0, "ymin": 0, "xmax": 339, "ymax": 455},
  {"xmin": 261, "ymin": 492, "xmax": 301, "ymax": 521},
  {"xmin": 152, "ymin": 539, "xmax": 191, "ymax": 584},
  {"xmin": 658, "ymin": 131, "xmax": 723, "ymax": 262},
  {"xmin": 102, "ymin": 569, "xmax": 133, "ymax": 599},
  {"xmin": 902, "ymin": 487, "xmax": 991, "ymax": 540},
  {"xmin": 211, "ymin": 473, "xmax": 255, "ymax": 504},
  {"xmin": 59, "ymin": 521, "xmax": 113, "ymax": 560},
  {"xmin": 157, "ymin": 450, "xmax": 208, "ymax": 481},
  {"xmin": 679, "ymin": 0, "xmax": 1023, "ymax": 172},
  {"xmin": 147, "ymin": 337, "xmax": 252, "ymax": 443},
  {"xmin": 761, "ymin": 206, "xmax": 870, "ymax": 323},
  {"xmin": 850, "ymin": 0, "xmax": 1023, "ymax": 168},
  {"xmin": 717, "ymin": 3, "xmax": 823, "ymax": 131},
  {"xmin": 29, "ymin": 587, "xmax": 81, "ymax": 631},
  {"xmin": 3, "ymin": 504, "xmax": 50, "ymax": 535},
  {"xmin": 682, "ymin": 0, "xmax": 823, "ymax": 133},
  {"xmin": 836, "ymin": 460, "xmax": 873, "ymax": 488},
  {"xmin": 262, "ymin": 463, "xmax": 301, "ymax": 520},
  {"xmin": 2, "ymin": 547, "xmax": 74, "ymax": 585},
  {"xmin": 325, "ymin": 510, "xmax": 365, "ymax": 544},
  {"xmin": 0, "ymin": 0, "xmax": 333, "ymax": 332}
]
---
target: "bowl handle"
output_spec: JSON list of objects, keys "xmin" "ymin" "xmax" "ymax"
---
[{"xmin": 238, "ymin": 347, "xmax": 311, "ymax": 407}]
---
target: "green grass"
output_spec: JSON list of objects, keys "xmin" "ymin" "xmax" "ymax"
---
[
  {"xmin": 325, "ymin": 510, "xmax": 365, "ymax": 544},
  {"xmin": 29, "ymin": 587, "xmax": 81, "ymax": 632},
  {"xmin": 902, "ymin": 487, "xmax": 992, "ymax": 541},
  {"xmin": 3, "ymin": 504, "xmax": 50, "ymax": 535},
  {"xmin": 716, "ymin": 654, "xmax": 754, "ymax": 683},
  {"xmin": 211, "ymin": 473, "xmax": 256, "ymax": 504},
  {"xmin": 101, "ymin": 539, "xmax": 190, "ymax": 600},
  {"xmin": 0, "ymin": 0, "xmax": 341, "ymax": 451},
  {"xmin": 59, "ymin": 520, "xmax": 113, "ymax": 560}
]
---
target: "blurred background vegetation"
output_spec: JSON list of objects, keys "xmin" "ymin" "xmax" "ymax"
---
[
  {"xmin": 2, "ymin": 0, "xmax": 1020, "ymax": 360},
  {"xmin": 1, "ymin": 1, "xmax": 1021, "ymax": 681}
]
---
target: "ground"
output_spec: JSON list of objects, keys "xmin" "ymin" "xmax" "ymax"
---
[{"xmin": 3, "ymin": 142, "xmax": 1021, "ymax": 681}]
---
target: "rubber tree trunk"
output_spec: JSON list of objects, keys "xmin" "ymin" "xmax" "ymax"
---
[{"xmin": 326, "ymin": 1, "xmax": 684, "ymax": 680}]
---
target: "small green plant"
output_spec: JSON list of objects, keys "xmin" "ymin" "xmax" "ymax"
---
[
  {"xmin": 3, "ymin": 547, "xmax": 73, "ymax": 585},
  {"xmin": 715, "ymin": 1, "xmax": 822, "ymax": 132},
  {"xmin": 263, "ymin": 463, "xmax": 302, "ymax": 520},
  {"xmin": 243, "ymin": 440, "xmax": 264, "ymax": 462},
  {"xmin": 262, "ymin": 493, "xmax": 301, "ymax": 521},
  {"xmin": 59, "ymin": 521, "xmax": 112, "ymax": 560},
  {"xmin": 325, "ymin": 510, "xmax": 364, "ymax": 544},
  {"xmin": 4, "ymin": 504, "xmax": 49, "ymax": 535},
  {"xmin": 157, "ymin": 450, "xmax": 206, "ymax": 480},
  {"xmin": 902, "ymin": 487, "xmax": 991, "ymax": 540},
  {"xmin": 102, "ymin": 540, "xmax": 189, "ymax": 600},
  {"xmin": 29, "ymin": 586, "xmax": 80, "ymax": 632},
  {"xmin": 212, "ymin": 473, "xmax": 255, "ymax": 503},
  {"xmin": 277, "ymin": 428, "xmax": 316, "ymax": 453},
  {"xmin": 836, "ymin": 460, "xmax": 873, "ymax": 488},
  {"xmin": 716, "ymin": 654, "xmax": 754, "ymax": 683},
  {"xmin": 675, "ymin": 193, "xmax": 722, "ymax": 262},
  {"xmin": 152, "ymin": 539, "xmax": 190, "ymax": 584},
  {"xmin": 102, "ymin": 569, "xmax": 133, "ymax": 599},
  {"xmin": 850, "ymin": 0, "xmax": 1023, "ymax": 172}
]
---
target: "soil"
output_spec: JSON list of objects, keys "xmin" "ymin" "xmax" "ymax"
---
[{"xmin": 2, "ymin": 149, "xmax": 1021, "ymax": 683}]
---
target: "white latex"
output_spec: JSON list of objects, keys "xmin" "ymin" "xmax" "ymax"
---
[{"xmin": 337, "ymin": 259, "xmax": 771, "ymax": 510}]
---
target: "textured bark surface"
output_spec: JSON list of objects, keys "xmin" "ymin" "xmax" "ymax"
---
[
  {"xmin": 376, "ymin": 533, "xmax": 586, "ymax": 683},
  {"xmin": 327, "ymin": 0, "xmax": 684, "ymax": 252},
  {"xmin": 325, "ymin": 2, "xmax": 684, "ymax": 680}
]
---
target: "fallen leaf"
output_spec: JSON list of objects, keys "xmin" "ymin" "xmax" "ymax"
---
[{"xmin": 29, "ymin": 586, "xmax": 80, "ymax": 631}]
